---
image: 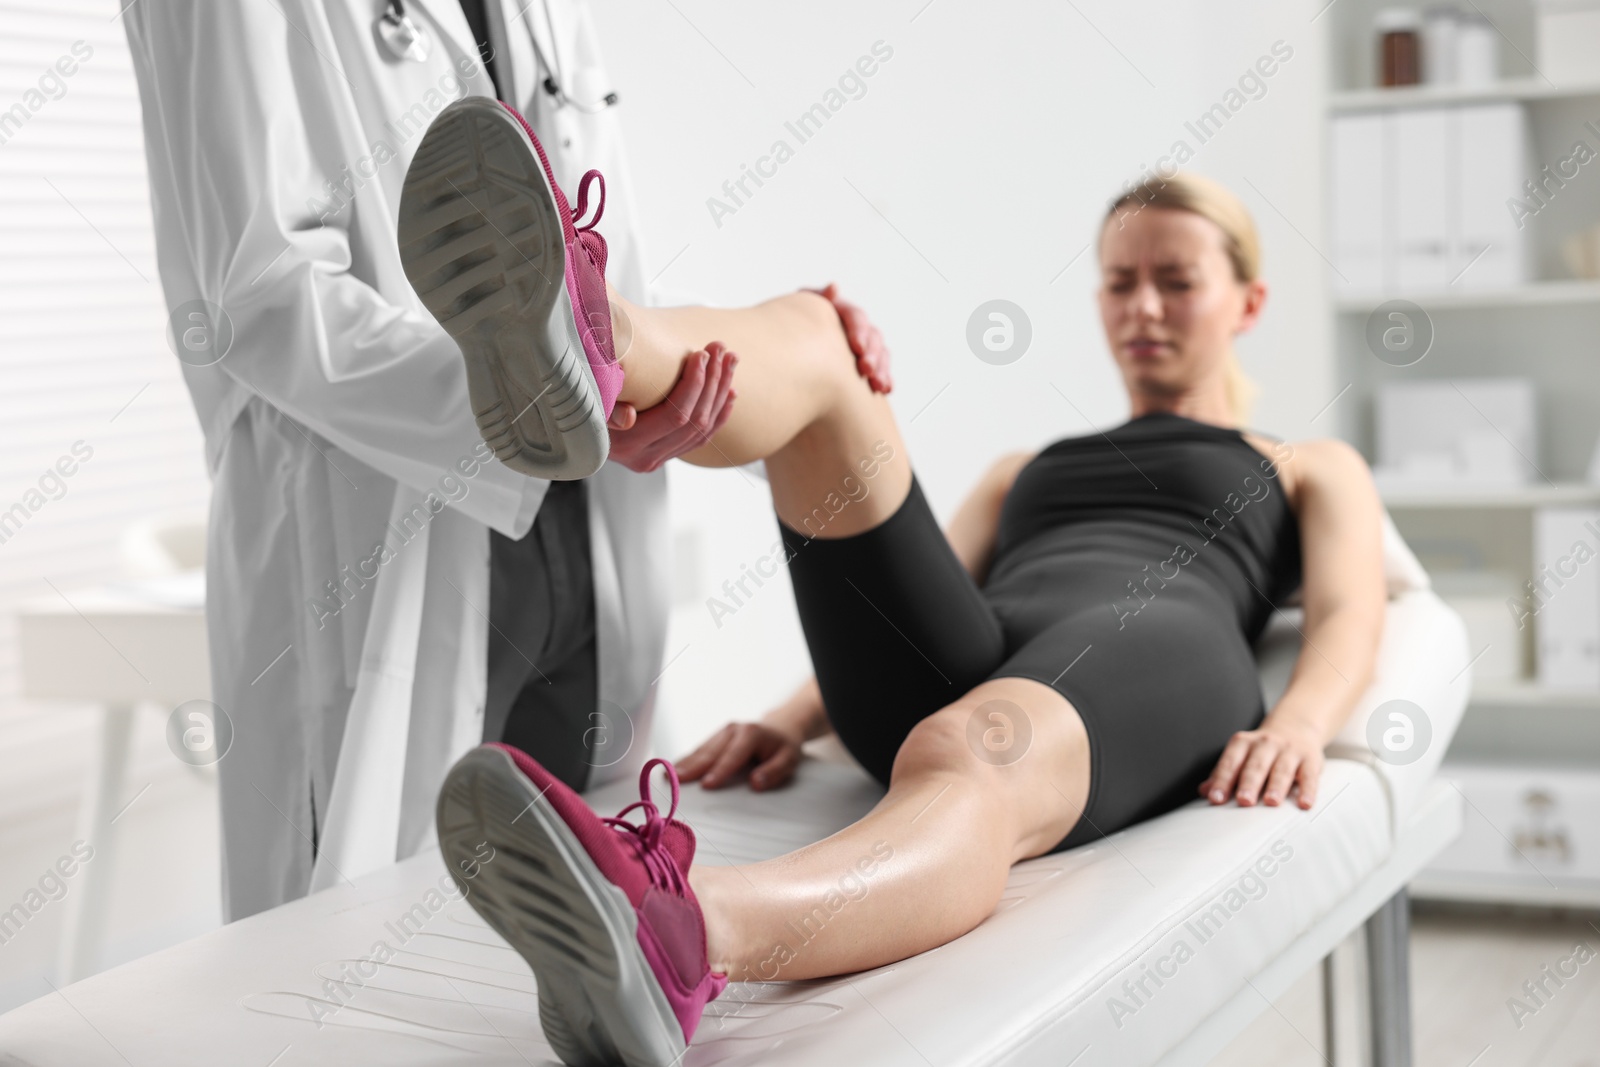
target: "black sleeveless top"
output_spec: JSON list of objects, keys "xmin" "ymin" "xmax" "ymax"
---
[{"xmin": 983, "ymin": 412, "xmax": 1303, "ymax": 647}]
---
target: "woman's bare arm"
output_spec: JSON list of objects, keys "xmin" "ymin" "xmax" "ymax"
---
[
  {"xmin": 945, "ymin": 451, "xmax": 1036, "ymax": 581},
  {"xmin": 1202, "ymin": 438, "xmax": 1388, "ymax": 808},
  {"xmin": 761, "ymin": 676, "xmax": 832, "ymax": 742}
]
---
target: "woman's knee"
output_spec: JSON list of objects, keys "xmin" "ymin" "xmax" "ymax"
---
[
  {"xmin": 893, "ymin": 682, "xmax": 1089, "ymax": 792},
  {"xmin": 779, "ymin": 292, "xmax": 856, "ymax": 389},
  {"xmin": 889, "ymin": 705, "xmax": 985, "ymax": 782},
  {"xmin": 788, "ymin": 288, "xmax": 847, "ymax": 336}
]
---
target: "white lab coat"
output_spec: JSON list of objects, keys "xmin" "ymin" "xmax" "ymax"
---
[{"xmin": 123, "ymin": 0, "xmax": 669, "ymax": 920}]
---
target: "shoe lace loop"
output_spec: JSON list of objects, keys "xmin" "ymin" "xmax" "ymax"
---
[
  {"xmin": 572, "ymin": 170, "xmax": 606, "ymax": 232},
  {"xmin": 601, "ymin": 757, "xmax": 684, "ymax": 895}
]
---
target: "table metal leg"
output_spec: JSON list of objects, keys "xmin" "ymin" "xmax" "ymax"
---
[
  {"xmin": 57, "ymin": 703, "xmax": 136, "ymax": 984},
  {"xmin": 1322, "ymin": 951, "xmax": 1339, "ymax": 1065},
  {"xmin": 1365, "ymin": 888, "xmax": 1413, "ymax": 1067}
]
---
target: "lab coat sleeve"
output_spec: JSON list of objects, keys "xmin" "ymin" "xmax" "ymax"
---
[{"xmin": 123, "ymin": 0, "xmax": 543, "ymax": 538}]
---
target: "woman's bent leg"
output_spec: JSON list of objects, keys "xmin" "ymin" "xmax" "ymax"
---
[
  {"xmin": 690, "ymin": 677, "xmax": 1090, "ymax": 982},
  {"xmin": 621, "ymin": 288, "xmax": 1089, "ymax": 980}
]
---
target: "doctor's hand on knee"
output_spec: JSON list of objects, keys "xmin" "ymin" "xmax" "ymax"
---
[
  {"xmin": 674, "ymin": 721, "xmax": 804, "ymax": 792},
  {"xmin": 1199, "ymin": 715, "xmax": 1326, "ymax": 811},
  {"xmin": 809, "ymin": 282, "xmax": 892, "ymax": 394},
  {"xmin": 606, "ymin": 342, "xmax": 738, "ymax": 472}
]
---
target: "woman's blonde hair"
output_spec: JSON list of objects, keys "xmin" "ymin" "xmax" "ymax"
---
[{"xmin": 1103, "ymin": 171, "xmax": 1260, "ymax": 425}]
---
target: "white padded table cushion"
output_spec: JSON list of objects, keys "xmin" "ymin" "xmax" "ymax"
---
[
  {"xmin": 0, "ymin": 553, "xmax": 1470, "ymax": 1066},
  {"xmin": 0, "ymin": 759, "xmax": 1390, "ymax": 1067}
]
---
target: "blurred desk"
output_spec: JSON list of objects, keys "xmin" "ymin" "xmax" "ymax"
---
[{"xmin": 17, "ymin": 572, "xmax": 208, "ymax": 982}]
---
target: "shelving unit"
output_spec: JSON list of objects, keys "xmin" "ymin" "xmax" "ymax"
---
[
  {"xmin": 1334, "ymin": 278, "xmax": 1600, "ymax": 311},
  {"xmin": 1330, "ymin": 75, "xmax": 1600, "ymax": 112},
  {"xmin": 1326, "ymin": 0, "xmax": 1600, "ymax": 908},
  {"xmin": 1408, "ymin": 872, "xmax": 1600, "ymax": 909},
  {"xmin": 1466, "ymin": 679, "xmax": 1600, "ymax": 709},
  {"xmin": 1380, "ymin": 482, "xmax": 1600, "ymax": 509}
]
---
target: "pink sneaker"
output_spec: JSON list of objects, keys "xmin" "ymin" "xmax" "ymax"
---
[
  {"xmin": 437, "ymin": 744, "xmax": 728, "ymax": 1067},
  {"xmin": 399, "ymin": 97, "xmax": 621, "ymax": 480}
]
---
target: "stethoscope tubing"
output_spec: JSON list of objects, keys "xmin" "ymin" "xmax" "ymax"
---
[{"xmin": 378, "ymin": 0, "xmax": 616, "ymax": 111}]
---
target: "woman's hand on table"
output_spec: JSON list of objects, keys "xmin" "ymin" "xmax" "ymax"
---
[
  {"xmin": 1198, "ymin": 714, "xmax": 1326, "ymax": 810},
  {"xmin": 675, "ymin": 721, "xmax": 804, "ymax": 792}
]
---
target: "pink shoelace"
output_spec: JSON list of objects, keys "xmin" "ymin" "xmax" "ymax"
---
[
  {"xmin": 571, "ymin": 169, "xmax": 605, "ymax": 232},
  {"xmin": 602, "ymin": 758, "xmax": 687, "ymax": 896},
  {"xmin": 570, "ymin": 169, "xmax": 610, "ymax": 282}
]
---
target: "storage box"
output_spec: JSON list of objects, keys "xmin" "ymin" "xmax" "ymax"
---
[
  {"xmin": 1533, "ymin": 508, "xmax": 1600, "ymax": 690},
  {"xmin": 1329, "ymin": 104, "xmax": 1527, "ymax": 295},
  {"xmin": 1432, "ymin": 570, "xmax": 1525, "ymax": 682},
  {"xmin": 1536, "ymin": 0, "xmax": 1600, "ymax": 85},
  {"xmin": 1373, "ymin": 377, "xmax": 1539, "ymax": 488},
  {"xmin": 1427, "ymin": 763, "xmax": 1600, "ymax": 886}
]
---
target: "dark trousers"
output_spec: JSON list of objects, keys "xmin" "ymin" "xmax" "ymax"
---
[{"xmin": 483, "ymin": 479, "xmax": 598, "ymax": 792}]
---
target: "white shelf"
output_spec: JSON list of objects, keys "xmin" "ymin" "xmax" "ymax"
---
[
  {"xmin": 1380, "ymin": 483, "xmax": 1600, "ymax": 509},
  {"xmin": 1334, "ymin": 279, "xmax": 1600, "ymax": 312},
  {"xmin": 1330, "ymin": 76, "xmax": 1600, "ymax": 112},
  {"xmin": 1411, "ymin": 871, "xmax": 1600, "ymax": 909},
  {"xmin": 1468, "ymin": 681, "xmax": 1600, "ymax": 709}
]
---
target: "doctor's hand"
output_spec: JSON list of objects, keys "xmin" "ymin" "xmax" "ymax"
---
[
  {"xmin": 675, "ymin": 721, "xmax": 803, "ymax": 792},
  {"xmin": 1199, "ymin": 715, "xmax": 1326, "ymax": 810},
  {"xmin": 810, "ymin": 283, "xmax": 892, "ymax": 394},
  {"xmin": 606, "ymin": 342, "xmax": 738, "ymax": 473}
]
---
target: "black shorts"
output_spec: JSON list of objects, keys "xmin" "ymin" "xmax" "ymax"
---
[{"xmin": 779, "ymin": 474, "xmax": 1266, "ymax": 852}]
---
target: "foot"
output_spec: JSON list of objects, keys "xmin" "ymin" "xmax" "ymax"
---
[
  {"xmin": 398, "ymin": 97, "xmax": 621, "ymax": 479},
  {"xmin": 436, "ymin": 744, "xmax": 728, "ymax": 1067}
]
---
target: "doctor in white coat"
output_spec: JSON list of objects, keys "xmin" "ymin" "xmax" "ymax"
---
[{"xmin": 122, "ymin": 0, "xmax": 704, "ymax": 921}]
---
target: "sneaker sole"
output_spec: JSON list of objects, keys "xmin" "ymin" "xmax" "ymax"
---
[
  {"xmin": 436, "ymin": 747, "xmax": 685, "ymax": 1067},
  {"xmin": 398, "ymin": 97, "xmax": 608, "ymax": 480}
]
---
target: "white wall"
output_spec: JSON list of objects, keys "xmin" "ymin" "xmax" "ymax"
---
[{"xmin": 586, "ymin": 0, "xmax": 1336, "ymax": 751}]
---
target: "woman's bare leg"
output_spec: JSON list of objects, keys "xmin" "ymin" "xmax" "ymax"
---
[
  {"xmin": 614, "ymin": 287, "xmax": 1091, "ymax": 978},
  {"xmin": 690, "ymin": 677, "xmax": 1091, "ymax": 981},
  {"xmin": 611, "ymin": 287, "xmax": 912, "ymax": 539}
]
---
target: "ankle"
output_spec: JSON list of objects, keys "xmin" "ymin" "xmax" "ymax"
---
[
  {"xmin": 610, "ymin": 293, "xmax": 635, "ymax": 366},
  {"xmin": 611, "ymin": 294, "xmax": 675, "ymax": 410},
  {"xmin": 690, "ymin": 866, "xmax": 741, "ymax": 976}
]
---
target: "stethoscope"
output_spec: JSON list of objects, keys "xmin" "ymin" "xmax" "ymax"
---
[
  {"xmin": 376, "ymin": 0, "xmax": 618, "ymax": 112},
  {"xmin": 375, "ymin": 0, "xmax": 430, "ymax": 62}
]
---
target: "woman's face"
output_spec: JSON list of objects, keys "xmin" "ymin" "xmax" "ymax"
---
[{"xmin": 1097, "ymin": 206, "xmax": 1265, "ymax": 403}]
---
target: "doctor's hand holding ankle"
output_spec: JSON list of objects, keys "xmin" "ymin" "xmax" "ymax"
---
[{"xmin": 606, "ymin": 341, "xmax": 739, "ymax": 473}]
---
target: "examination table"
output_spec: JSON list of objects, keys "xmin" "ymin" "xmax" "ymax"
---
[{"xmin": 0, "ymin": 530, "xmax": 1470, "ymax": 1066}]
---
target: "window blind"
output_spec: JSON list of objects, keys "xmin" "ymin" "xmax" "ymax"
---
[{"xmin": 0, "ymin": 0, "xmax": 210, "ymax": 710}]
